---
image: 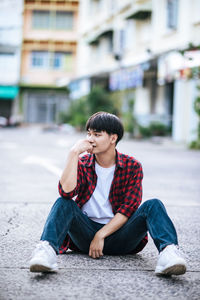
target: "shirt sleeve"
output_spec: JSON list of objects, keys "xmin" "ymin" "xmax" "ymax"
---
[
  {"xmin": 58, "ymin": 161, "xmax": 84, "ymax": 199},
  {"xmin": 117, "ymin": 162, "xmax": 143, "ymax": 218}
]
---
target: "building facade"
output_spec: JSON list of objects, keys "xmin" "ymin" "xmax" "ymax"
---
[
  {"xmin": 0, "ymin": 0, "xmax": 23, "ymax": 123},
  {"xmin": 20, "ymin": 0, "xmax": 79, "ymax": 123},
  {"xmin": 71, "ymin": 0, "xmax": 200, "ymax": 143}
]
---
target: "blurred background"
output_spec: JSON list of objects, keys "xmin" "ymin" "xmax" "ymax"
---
[{"xmin": 0, "ymin": 0, "xmax": 200, "ymax": 148}]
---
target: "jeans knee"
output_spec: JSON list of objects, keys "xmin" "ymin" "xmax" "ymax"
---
[
  {"xmin": 54, "ymin": 197, "xmax": 75, "ymax": 211},
  {"xmin": 146, "ymin": 198, "xmax": 163, "ymax": 208}
]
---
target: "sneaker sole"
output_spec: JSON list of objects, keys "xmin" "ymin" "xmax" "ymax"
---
[
  {"xmin": 30, "ymin": 264, "xmax": 58, "ymax": 273},
  {"xmin": 156, "ymin": 264, "xmax": 186, "ymax": 276}
]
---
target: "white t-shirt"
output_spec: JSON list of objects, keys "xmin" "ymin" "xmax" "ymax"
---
[{"xmin": 81, "ymin": 162, "xmax": 115, "ymax": 224}]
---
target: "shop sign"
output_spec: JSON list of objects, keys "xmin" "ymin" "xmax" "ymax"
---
[
  {"xmin": 109, "ymin": 67, "xmax": 143, "ymax": 91},
  {"xmin": 157, "ymin": 50, "xmax": 200, "ymax": 84},
  {"xmin": 0, "ymin": 86, "xmax": 19, "ymax": 99}
]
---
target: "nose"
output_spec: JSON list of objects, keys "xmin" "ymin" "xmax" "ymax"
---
[{"xmin": 87, "ymin": 134, "xmax": 94, "ymax": 143}]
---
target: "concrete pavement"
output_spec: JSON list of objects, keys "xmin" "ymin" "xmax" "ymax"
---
[{"xmin": 0, "ymin": 126, "xmax": 200, "ymax": 300}]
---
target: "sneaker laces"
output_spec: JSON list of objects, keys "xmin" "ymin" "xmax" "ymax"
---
[
  {"xmin": 173, "ymin": 245, "xmax": 181, "ymax": 255},
  {"xmin": 32, "ymin": 241, "xmax": 49, "ymax": 257},
  {"xmin": 175, "ymin": 245, "xmax": 187, "ymax": 259},
  {"xmin": 166, "ymin": 244, "xmax": 186, "ymax": 259}
]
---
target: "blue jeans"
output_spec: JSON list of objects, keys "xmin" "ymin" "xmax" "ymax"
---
[{"xmin": 41, "ymin": 198, "xmax": 178, "ymax": 255}]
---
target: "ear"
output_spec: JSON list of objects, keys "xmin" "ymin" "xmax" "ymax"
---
[{"xmin": 110, "ymin": 134, "xmax": 118, "ymax": 144}]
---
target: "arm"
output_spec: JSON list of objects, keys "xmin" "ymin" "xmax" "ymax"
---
[
  {"xmin": 60, "ymin": 139, "xmax": 93, "ymax": 193},
  {"xmin": 89, "ymin": 212, "xmax": 128, "ymax": 258},
  {"xmin": 117, "ymin": 163, "xmax": 143, "ymax": 217}
]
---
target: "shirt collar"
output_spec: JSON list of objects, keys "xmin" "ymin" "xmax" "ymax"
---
[
  {"xmin": 85, "ymin": 154, "xmax": 95, "ymax": 168},
  {"xmin": 84, "ymin": 150, "xmax": 124, "ymax": 169},
  {"xmin": 116, "ymin": 150, "xmax": 124, "ymax": 169}
]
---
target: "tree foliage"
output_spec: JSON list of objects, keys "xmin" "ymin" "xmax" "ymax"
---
[
  {"xmin": 87, "ymin": 86, "xmax": 119, "ymax": 115},
  {"xmin": 122, "ymin": 98, "xmax": 136, "ymax": 136},
  {"xmin": 59, "ymin": 86, "xmax": 120, "ymax": 130},
  {"xmin": 190, "ymin": 85, "xmax": 200, "ymax": 149}
]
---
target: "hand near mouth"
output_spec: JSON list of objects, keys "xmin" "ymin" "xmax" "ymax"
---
[
  {"xmin": 87, "ymin": 143, "xmax": 95, "ymax": 154},
  {"xmin": 72, "ymin": 139, "xmax": 94, "ymax": 155}
]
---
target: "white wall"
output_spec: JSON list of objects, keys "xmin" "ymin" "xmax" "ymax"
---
[
  {"xmin": 0, "ymin": 51, "xmax": 21, "ymax": 85},
  {"xmin": 172, "ymin": 79, "xmax": 199, "ymax": 143},
  {"xmin": 155, "ymin": 86, "xmax": 165, "ymax": 115},
  {"xmin": 135, "ymin": 86, "xmax": 150, "ymax": 125},
  {"xmin": 0, "ymin": 0, "xmax": 23, "ymax": 46},
  {"xmin": 0, "ymin": 0, "xmax": 23, "ymax": 85}
]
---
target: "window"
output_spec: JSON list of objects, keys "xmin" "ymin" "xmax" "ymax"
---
[
  {"xmin": 114, "ymin": 29, "xmax": 125, "ymax": 59},
  {"xmin": 32, "ymin": 51, "xmax": 49, "ymax": 68},
  {"xmin": 31, "ymin": 51, "xmax": 73, "ymax": 71},
  {"xmin": 55, "ymin": 11, "xmax": 73, "ymax": 30},
  {"xmin": 53, "ymin": 52, "xmax": 73, "ymax": 71},
  {"xmin": 124, "ymin": 20, "xmax": 134, "ymax": 50},
  {"xmin": 107, "ymin": 36, "xmax": 113, "ymax": 53},
  {"xmin": 32, "ymin": 11, "xmax": 50, "ymax": 29},
  {"xmin": 53, "ymin": 52, "xmax": 62, "ymax": 69},
  {"xmin": 32, "ymin": 10, "xmax": 74, "ymax": 30},
  {"xmin": 167, "ymin": 0, "xmax": 178, "ymax": 29}
]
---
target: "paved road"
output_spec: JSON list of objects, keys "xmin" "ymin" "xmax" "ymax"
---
[{"xmin": 0, "ymin": 126, "xmax": 200, "ymax": 300}]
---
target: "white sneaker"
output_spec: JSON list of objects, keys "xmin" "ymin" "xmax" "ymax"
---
[
  {"xmin": 155, "ymin": 244, "xmax": 187, "ymax": 276},
  {"xmin": 29, "ymin": 241, "xmax": 58, "ymax": 273}
]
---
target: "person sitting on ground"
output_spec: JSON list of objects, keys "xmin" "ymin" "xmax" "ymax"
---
[{"xmin": 29, "ymin": 111, "xmax": 187, "ymax": 276}]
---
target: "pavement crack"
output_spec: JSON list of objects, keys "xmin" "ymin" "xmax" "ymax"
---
[
  {"xmin": 0, "ymin": 267, "xmax": 199, "ymax": 273},
  {"xmin": 1, "ymin": 207, "xmax": 19, "ymax": 237}
]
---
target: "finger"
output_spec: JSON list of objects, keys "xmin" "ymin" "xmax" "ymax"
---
[
  {"xmin": 89, "ymin": 144, "xmax": 94, "ymax": 150},
  {"xmin": 89, "ymin": 246, "xmax": 93, "ymax": 257},
  {"xmin": 87, "ymin": 148, "xmax": 93, "ymax": 154},
  {"xmin": 95, "ymin": 251, "xmax": 99, "ymax": 258},
  {"xmin": 89, "ymin": 248, "xmax": 94, "ymax": 258},
  {"xmin": 89, "ymin": 248, "xmax": 95, "ymax": 257},
  {"xmin": 87, "ymin": 143, "xmax": 93, "ymax": 150},
  {"xmin": 96, "ymin": 250, "xmax": 102, "ymax": 258}
]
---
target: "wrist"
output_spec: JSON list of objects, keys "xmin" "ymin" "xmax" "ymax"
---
[
  {"xmin": 70, "ymin": 146, "xmax": 81, "ymax": 156},
  {"xmin": 95, "ymin": 230, "xmax": 106, "ymax": 239}
]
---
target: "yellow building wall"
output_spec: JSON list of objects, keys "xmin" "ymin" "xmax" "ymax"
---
[{"xmin": 21, "ymin": 0, "xmax": 79, "ymax": 85}]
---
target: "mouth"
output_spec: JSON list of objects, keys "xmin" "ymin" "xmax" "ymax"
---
[{"xmin": 91, "ymin": 145, "xmax": 97, "ymax": 152}]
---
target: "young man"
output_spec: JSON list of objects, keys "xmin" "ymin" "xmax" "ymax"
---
[{"xmin": 30, "ymin": 112, "xmax": 187, "ymax": 276}]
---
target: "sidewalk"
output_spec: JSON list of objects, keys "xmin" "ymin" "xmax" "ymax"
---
[{"xmin": 0, "ymin": 127, "xmax": 200, "ymax": 300}]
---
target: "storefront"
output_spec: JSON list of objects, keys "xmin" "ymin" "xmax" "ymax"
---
[
  {"xmin": 0, "ymin": 86, "xmax": 19, "ymax": 119},
  {"xmin": 157, "ymin": 50, "xmax": 200, "ymax": 142},
  {"xmin": 21, "ymin": 86, "xmax": 69, "ymax": 124}
]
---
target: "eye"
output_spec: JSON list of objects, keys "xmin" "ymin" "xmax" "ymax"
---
[{"xmin": 95, "ymin": 133, "xmax": 101, "ymax": 137}]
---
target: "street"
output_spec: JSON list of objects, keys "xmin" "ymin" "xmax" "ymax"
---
[{"xmin": 0, "ymin": 126, "xmax": 200, "ymax": 300}]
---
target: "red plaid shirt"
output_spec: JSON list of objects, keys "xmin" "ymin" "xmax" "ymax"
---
[{"xmin": 58, "ymin": 150, "xmax": 148, "ymax": 254}]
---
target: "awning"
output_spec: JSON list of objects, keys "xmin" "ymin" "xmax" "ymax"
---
[
  {"xmin": 0, "ymin": 86, "xmax": 19, "ymax": 99},
  {"xmin": 125, "ymin": 2, "xmax": 152, "ymax": 20},
  {"xmin": 88, "ymin": 29, "xmax": 113, "ymax": 45}
]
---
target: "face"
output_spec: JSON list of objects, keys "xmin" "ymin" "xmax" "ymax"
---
[{"xmin": 86, "ymin": 129, "xmax": 117, "ymax": 154}]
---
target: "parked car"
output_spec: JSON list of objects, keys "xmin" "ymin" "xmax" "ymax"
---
[{"xmin": 0, "ymin": 116, "xmax": 8, "ymax": 127}]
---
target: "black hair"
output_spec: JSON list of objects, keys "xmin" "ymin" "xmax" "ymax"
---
[{"xmin": 86, "ymin": 112, "xmax": 124, "ymax": 144}]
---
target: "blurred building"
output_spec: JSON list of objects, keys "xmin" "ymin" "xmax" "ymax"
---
[
  {"xmin": 20, "ymin": 0, "xmax": 79, "ymax": 123},
  {"xmin": 0, "ymin": 0, "xmax": 23, "ymax": 123},
  {"xmin": 71, "ymin": 0, "xmax": 200, "ymax": 143}
]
